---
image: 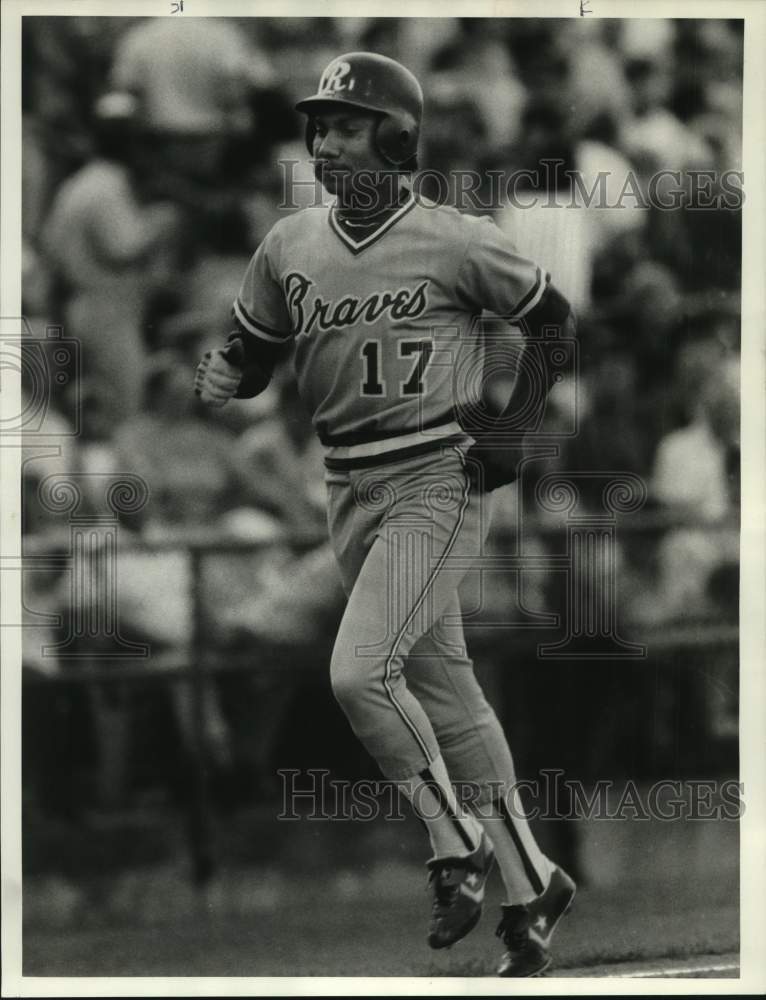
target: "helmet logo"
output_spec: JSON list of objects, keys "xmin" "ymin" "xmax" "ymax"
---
[{"xmin": 319, "ymin": 60, "xmax": 354, "ymax": 95}]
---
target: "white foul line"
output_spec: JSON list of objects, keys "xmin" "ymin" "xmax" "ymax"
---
[{"xmin": 605, "ymin": 961, "xmax": 740, "ymax": 979}]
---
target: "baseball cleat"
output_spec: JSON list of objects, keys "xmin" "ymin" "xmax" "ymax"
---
[
  {"xmin": 426, "ymin": 832, "xmax": 495, "ymax": 949},
  {"xmin": 496, "ymin": 864, "xmax": 576, "ymax": 976}
]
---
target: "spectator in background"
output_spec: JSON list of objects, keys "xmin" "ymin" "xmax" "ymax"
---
[
  {"xmin": 41, "ymin": 94, "xmax": 184, "ymax": 430},
  {"xmin": 426, "ymin": 31, "xmax": 526, "ymax": 156},
  {"xmin": 113, "ymin": 353, "xmax": 317, "ymax": 536},
  {"xmin": 672, "ymin": 20, "xmax": 743, "ymax": 172},
  {"xmin": 643, "ymin": 156, "xmax": 742, "ymax": 297},
  {"xmin": 497, "ymin": 99, "xmax": 587, "ymax": 312},
  {"xmin": 630, "ymin": 356, "xmax": 739, "ymax": 626},
  {"xmin": 110, "ymin": 17, "xmax": 266, "ymax": 141},
  {"xmin": 418, "ymin": 88, "xmax": 492, "ymax": 209},
  {"xmin": 256, "ymin": 18, "xmax": 342, "ymax": 112},
  {"xmin": 497, "ymin": 97, "xmax": 639, "ymax": 316},
  {"xmin": 559, "ymin": 356, "xmax": 650, "ymax": 490},
  {"xmin": 20, "ymin": 355, "xmax": 80, "ymax": 540},
  {"xmin": 505, "ymin": 19, "xmax": 568, "ymax": 102},
  {"xmin": 112, "ymin": 349, "xmax": 325, "ymax": 654},
  {"xmin": 616, "ymin": 27, "xmax": 742, "ymax": 299},
  {"xmin": 652, "ymin": 356, "xmax": 739, "ymax": 523},
  {"xmin": 111, "ymin": 354, "xmax": 329, "ymax": 799},
  {"xmin": 21, "ymin": 17, "xmax": 138, "ymax": 224},
  {"xmin": 609, "ymin": 260, "xmax": 683, "ymax": 377},
  {"xmin": 108, "ymin": 17, "xmax": 283, "ymax": 255},
  {"xmin": 619, "ymin": 47, "xmax": 712, "ymax": 171},
  {"xmin": 563, "ymin": 20, "xmax": 633, "ymax": 147},
  {"xmin": 590, "ymin": 251, "xmax": 687, "ymax": 456},
  {"xmin": 220, "ymin": 368, "xmax": 338, "ymax": 645}
]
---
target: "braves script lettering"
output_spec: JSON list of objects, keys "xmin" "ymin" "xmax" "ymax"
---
[{"xmin": 284, "ymin": 272, "xmax": 429, "ymax": 335}]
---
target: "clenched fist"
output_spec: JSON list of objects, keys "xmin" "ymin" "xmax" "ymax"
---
[{"xmin": 194, "ymin": 338, "xmax": 245, "ymax": 407}]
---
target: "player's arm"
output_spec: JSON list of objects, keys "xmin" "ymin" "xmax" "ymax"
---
[
  {"xmin": 500, "ymin": 282, "xmax": 576, "ymax": 421},
  {"xmin": 461, "ymin": 293, "xmax": 576, "ymax": 494},
  {"xmin": 456, "ymin": 218, "xmax": 577, "ymax": 489},
  {"xmin": 466, "ymin": 285, "xmax": 576, "ymax": 491},
  {"xmin": 195, "ymin": 229, "xmax": 293, "ymax": 407}
]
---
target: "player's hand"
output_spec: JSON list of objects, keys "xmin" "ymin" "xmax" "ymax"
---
[{"xmin": 194, "ymin": 339, "xmax": 245, "ymax": 407}]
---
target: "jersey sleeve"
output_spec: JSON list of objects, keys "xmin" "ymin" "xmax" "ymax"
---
[
  {"xmin": 232, "ymin": 230, "xmax": 293, "ymax": 344},
  {"xmin": 455, "ymin": 216, "xmax": 550, "ymax": 323}
]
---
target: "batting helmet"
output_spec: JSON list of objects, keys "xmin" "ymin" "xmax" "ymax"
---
[{"xmin": 295, "ymin": 52, "xmax": 423, "ymax": 166}]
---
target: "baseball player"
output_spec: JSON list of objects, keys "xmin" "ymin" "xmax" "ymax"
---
[{"xmin": 195, "ymin": 52, "xmax": 576, "ymax": 977}]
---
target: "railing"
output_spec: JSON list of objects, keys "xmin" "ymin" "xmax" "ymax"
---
[{"xmin": 21, "ymin": 507, "xmax": 739, "ymax": 678}]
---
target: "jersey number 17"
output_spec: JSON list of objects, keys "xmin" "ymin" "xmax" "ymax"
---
[{"xmin": 360, "ymin": 339, "xmax": 433, "ymax": 397}]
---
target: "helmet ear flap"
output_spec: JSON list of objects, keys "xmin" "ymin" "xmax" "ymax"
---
[
  {"xmin": 376, "ymin": 112, "xmax": 419, "ymax": 166},
  {"xmin": 305, "ymin": 110, "xmax": 418, "ymax": 168}
]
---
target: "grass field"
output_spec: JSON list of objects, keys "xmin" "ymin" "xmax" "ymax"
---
[
  {"xmin": 18, "ymin": 796, "xmax": 740, "ymax": 980},
  {"xmin": 22, "ymin": 864, "xmax": 738, "ymax": 978}
]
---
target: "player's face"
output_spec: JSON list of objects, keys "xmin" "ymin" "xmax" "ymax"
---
[{"xmin": 311, "ymin": 109, "xmax": 390, "ymax": 202}]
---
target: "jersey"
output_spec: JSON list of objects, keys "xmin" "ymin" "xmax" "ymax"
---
[{"xmin": 232, "ymin": 193, "xmax": 549, "ymax": 466}]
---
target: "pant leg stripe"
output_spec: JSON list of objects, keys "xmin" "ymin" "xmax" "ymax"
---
[
  {"xmin": 420, "ymin": 766, "xmax": 476, "ymax": 852},
  {"xmin": 382, "ymin": 447, "xmax": 472, "ymax": 766},
  {"xmin": 496, "ymin": 796, "xmax": 545, "ymax": 896}
]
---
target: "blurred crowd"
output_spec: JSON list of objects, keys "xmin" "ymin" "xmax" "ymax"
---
[{"xmin": 20, "ymin": 17, "xmax": 741, "ymax": 812}]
